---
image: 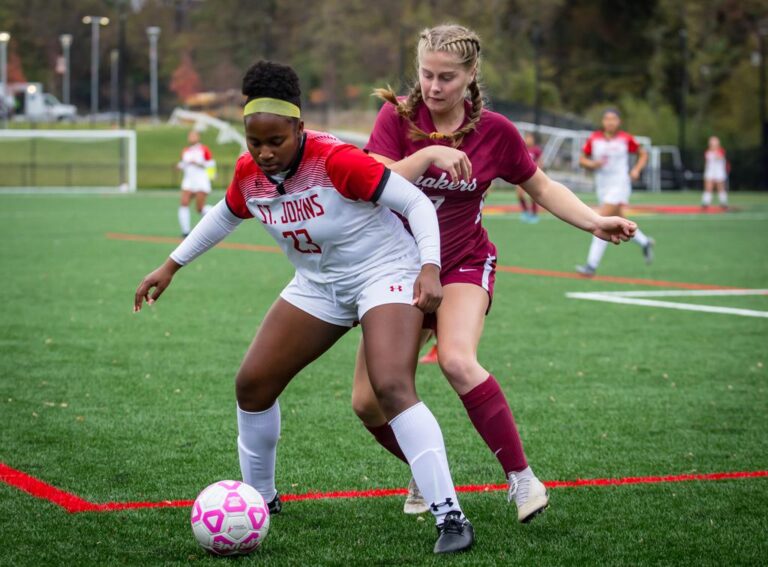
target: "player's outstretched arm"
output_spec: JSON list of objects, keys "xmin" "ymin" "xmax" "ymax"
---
[
  {"xmin": 370, "ymin": 146, "xmax": 472, "ymax": 183},
  {"xmin": 520, "ymin": 169, "xmax": 636, "ymax": 243},
  {"xmin": 133, "ymin": 199, "xmax": 243, "ymax": 312},
  {"xmin": 134, "ymin": 258, "xmax": 182, "ymax": 312}
]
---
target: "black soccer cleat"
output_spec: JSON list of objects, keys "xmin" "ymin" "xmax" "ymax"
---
[
  {"xmin": 434, "ymin": 511, "xmax": 474, "ymax": 554},
  {"xmin": 267, "ymin": 493, "xmax": 282, "ymax": 515}
]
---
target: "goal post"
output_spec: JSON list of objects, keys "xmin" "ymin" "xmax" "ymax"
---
[{"xmin": 0, "ymin": 129, "xmax": 137, "ymax": 193}]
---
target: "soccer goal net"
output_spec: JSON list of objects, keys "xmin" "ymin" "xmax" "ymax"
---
[{"xmin": 0, "ymin": 129, "xmax": 137, "ymax": 193}]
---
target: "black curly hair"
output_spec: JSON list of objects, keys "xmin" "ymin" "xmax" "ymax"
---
[{"xmin": 241, "ymin": 60, "xmax": 301, "ymax": 108}]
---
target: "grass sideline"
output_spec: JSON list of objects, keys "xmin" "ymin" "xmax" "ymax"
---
[{"xmin": 0, "ymin": 190, "xmax": 766, "ymax": 565}]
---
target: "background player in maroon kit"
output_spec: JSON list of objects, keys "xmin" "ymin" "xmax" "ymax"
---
[
  {"xmin": 135, "ymin": 61, "xmax": 474, "ymax": 554},
  {"xmin": 518, "ymin": 132, "xmax": 543, "ymax": 223},
  {"xmin": 350, "ymin": 24, "xmax": 637, "ymax": 522}
]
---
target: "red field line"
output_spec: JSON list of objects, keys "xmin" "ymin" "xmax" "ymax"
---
[
  {"xmin": 2, "ymin": 462, "xmax": 766, "ymax": 514},
  {"xmin": 0, "ymin": 463, "xmax": 101, "ymax": 513},
  {"xmin": 106, "ymin": 232, "xmax": 738, "ymax": 291}
]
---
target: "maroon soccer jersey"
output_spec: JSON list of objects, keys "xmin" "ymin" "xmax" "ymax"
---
[{"xmin": 365, "ymin": 100, "xmax": 537, "ymax": 271}]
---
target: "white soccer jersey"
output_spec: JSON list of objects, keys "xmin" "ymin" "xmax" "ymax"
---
[
  {"xmin": 225, "ymin": 131, "xmax": 421, "ymax": 287},
  {"xmin": 582, "ymin": 131, "xmax": 640, "ymax": 183},
  {"xmin": 704, "ymin": 149, "xmax": 728, "ymax": 182},
  {"xmin": 180, "ymin": 143, "xmax": 213, "ymax": 191}
]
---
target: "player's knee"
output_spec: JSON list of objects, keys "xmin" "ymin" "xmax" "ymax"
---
[
  {"xmin": 235, "ymin": 371, "xmax": 275, "ymax": 412},
  {"xmin": 351, "ymin": 386, "xmax": 382, "ymax": 424},
  {"xmin": 438, "ymin": 351, "xmax": 477, "ymax": 385},
  {"xmin": 370, "ymin": 379, "xmax": 416, "ymax": 418}
]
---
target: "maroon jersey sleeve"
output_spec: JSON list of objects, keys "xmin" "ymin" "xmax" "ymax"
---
[
  {"xmin": 364, "ymin": 102, "xmax": 406, "ymax": 161},
  {"xmin": 224, "ymin": 155, "xmax": 254, "ymax": 219},
  {"xmin": 497, "ymin": 120, "xmax": 538, "ymax": 185},
  {"xmin": 326, "ymin": 144, "xmax": 390, "ymax": 202}
]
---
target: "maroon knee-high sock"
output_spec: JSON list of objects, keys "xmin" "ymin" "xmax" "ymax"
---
[
  {"xmin": 531, "ymin": 200, "xmax": 539, "ymax": 215},
  {"xmin": 460, "ymin": 375, "xmax": 528, "ymax": 474},
  {"xmin": 365, "ymin": 423, "xmax": 408, "ymax": 464},
  {"xmin": 518, "ymin": 195, "xmax": 529, "ymax": 213}
]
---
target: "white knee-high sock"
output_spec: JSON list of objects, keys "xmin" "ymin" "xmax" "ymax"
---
[
  {"xmin": 632, "ymin": 228, "xmax": 650, "ymax": 247},
  {"xmin": 586, "ymin": 236, "xmax": 608, "ymax": 269},
  {"xmin": 178, "ymin": 206, "xmax": 191, "ymax": 235},
  {"xmin": 702, "ymin": 191, "xmax": 713, "ymax": 206},
  {"xmin": 389, "ymin": 402, "xmax": 462, "ymax": 524},
  {"xmin": 718, "ymin": 191, "xmax": 728, "ymax": 206},
  {"xmin": 201, "ymin": 204, "xmax": 212, "ymax": 216},
  {"xmin": 237, "ymin": 402, "xmax": 280, "ymax": 502}
]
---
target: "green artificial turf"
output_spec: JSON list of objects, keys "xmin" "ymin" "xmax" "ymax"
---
[{"xmin": 0, "ymin": 190, "xmax": 766, "ymax": 565}]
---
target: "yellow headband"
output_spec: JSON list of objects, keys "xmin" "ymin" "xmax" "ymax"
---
[{"xmin": 243, "ymin": 98, "xmax": 301, "ymax": 119}]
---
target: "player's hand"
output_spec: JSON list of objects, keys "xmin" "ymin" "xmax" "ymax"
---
[
  {"xmin": 134, "ymin": 259, "xmax": 181, "ymax": 312},
  {"xmin": 592, "ymin": 216, "xmax": 637, "ymax": 244},
  {"xmin": 630, "ymin": 168, "xmax": 641, "ymax": 181},
  {"xmin": 412, "ymin": 263, "xmax": 442, "ymax": 313},
  {"xmin": 428, "ymin": 146, "xmax": 472, "ymax": 182}
]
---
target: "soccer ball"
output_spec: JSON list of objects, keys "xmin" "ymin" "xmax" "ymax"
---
[{"xmin": 190, "ymin": 480, "xmax": 270, "ymax": 556}]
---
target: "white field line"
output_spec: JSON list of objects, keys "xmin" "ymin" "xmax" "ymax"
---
[
  {"xmin": 590, "ymin": 289, "xmax": 768, "ymax": 298},
  {"xmin": 566, "ymin": 290, "xmax": 768, "ymax": 318}
]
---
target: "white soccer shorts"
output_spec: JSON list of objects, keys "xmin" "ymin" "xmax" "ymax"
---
[{"xmin": 280, "ymin": 265, "xmax": 420, "ymax": 327}]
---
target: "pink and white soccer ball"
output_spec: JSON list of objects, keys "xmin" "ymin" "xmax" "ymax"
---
[{"xmin": 190, "ymin": 480, "xmax": 270, "ymax": 556}]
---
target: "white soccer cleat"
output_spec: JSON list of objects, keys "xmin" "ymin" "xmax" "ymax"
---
[
  {"xmin": 403, "ymin": 477, "xmax": 430, "ymax": 515},
  {"xmin": 508, "ymin": 468, "xmax": 549, "ymax": 523},
  {"xmin": 642, "ymin": 238, "xmax": 655, "ymax": 265}
]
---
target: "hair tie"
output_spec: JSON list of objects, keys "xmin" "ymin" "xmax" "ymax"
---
[{"xmin": 429, "ymin": 132, "xmax": 449, "ymax": 140}]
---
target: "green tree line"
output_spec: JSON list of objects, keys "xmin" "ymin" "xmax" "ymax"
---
[{"xmin": 0, "ymin": 0, "xmax": 766, "ymax": 152}]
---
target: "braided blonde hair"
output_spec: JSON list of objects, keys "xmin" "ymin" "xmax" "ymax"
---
[{"xmin": 374, "ymin": 24, "xmax": 483, "ymax": 148}]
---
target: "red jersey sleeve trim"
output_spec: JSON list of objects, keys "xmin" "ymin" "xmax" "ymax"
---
[
  {"xmin": 624, "ymin": 133, "xmax": 640, "ymax": 153},
  {"xmin": 203, "ymin": 146, "xmax": 212, "ymax": 160},
  {"xmin": 326, "ymin": 144, "xmax": 388, "ymax": 201},
  {"xmin": 224, "ymin": 156, "xmax": 254, "ymax": 219}
]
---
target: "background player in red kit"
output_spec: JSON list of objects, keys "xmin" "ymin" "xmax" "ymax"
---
[
  {"xmin": 518, "ymin": 132, "xmax": 543, "ymax": 223},
  {"xmin": 177, "ymin": 130, "xmax": 215, "ymax": 237},
  {"xmin": 350, "ymin": 24, "xmax": 637, "ymax": 522},
  {"xmin": 702, "ymin": 135, "xmax": 729, "ymax": 209},
  {"xmin": 576, "ymin": 109, "xmax": 652, "ymax": 275},
  {"xmin": 135, "ymin": 61, "xmax": 474, "ymax": 554}
]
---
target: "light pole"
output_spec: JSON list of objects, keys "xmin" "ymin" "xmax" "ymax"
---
[
  {"xmin": 758, "ymin": 20, "xmax": 768, "ymax": 190},
  {"xmin": 0, "ymin": 32, "xmax": 9, "ymax": 128},
  {"xmin": 82, "ymin": 15, "xmax": 109, "ymax": 116},
  {"xmin": 0, "ymin": 32, "xmax": 9, "ymax": 104},
  {"xmin": 146, "ymin": 26, "xmax": 161, "ymax": 122},
  {"xmin": 59, "ymin": 34, "xmax": 72, "ymax": 105},
  {"xmin": 110, "ymin": 49, "xmax": 119, "ymax": 116},
  {"xmin": 531, "ymin": 21, "xmax": 543, "ymax": 131}
]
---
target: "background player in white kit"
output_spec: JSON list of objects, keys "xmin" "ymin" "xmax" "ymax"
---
[
  {"xmin": 178, "ymin": 130, "xmax": 215, "ymax": 237},
  {"xmin": 702, "ymin": 135, "xmax": 729, "ymax": 210},
  {"xmin": 576, "ymin": 109, "xmax": 653, "ymax": 276}
]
